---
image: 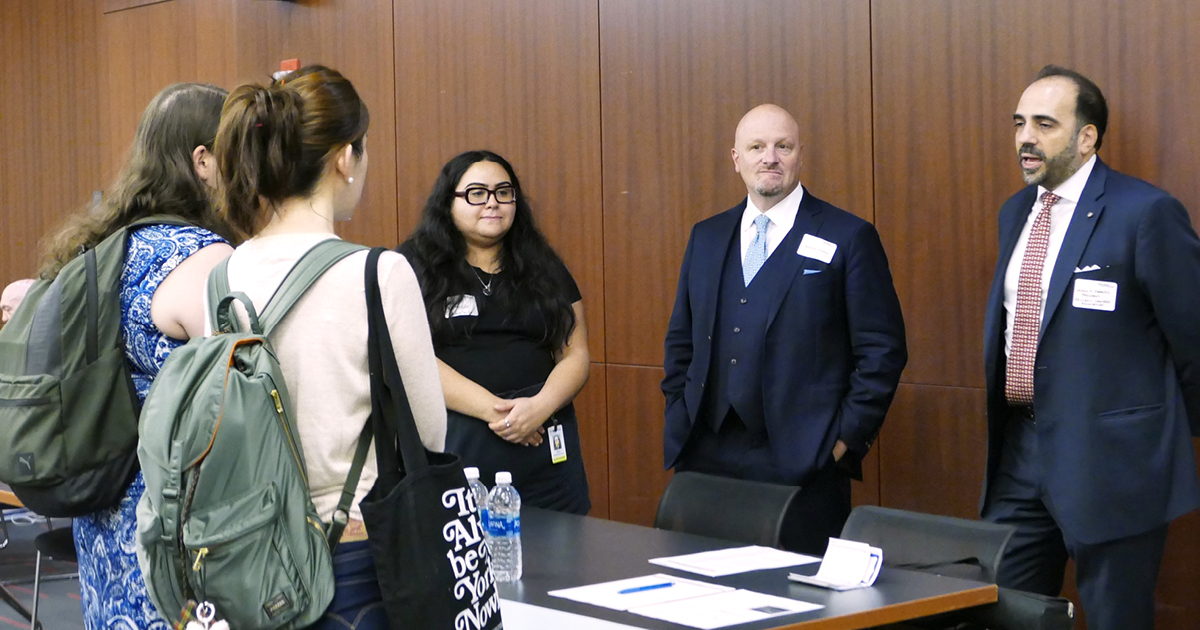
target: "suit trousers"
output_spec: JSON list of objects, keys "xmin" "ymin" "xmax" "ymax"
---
[
  {"xmin": 676, "ymin": 409, "xmax": 850, "ymax": 556},
  {"xmin": 982, "ymin": 412, "xmax": 1168, "ymax": 630}
]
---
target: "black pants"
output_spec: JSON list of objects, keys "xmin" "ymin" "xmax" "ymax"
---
[
  {"xmin": 676, "ymin": 409, "xmax": 850, "ymax": 555},
  {"xmin": 981, "ymin": 413, "xmax": 1168, "ymax": 630}
]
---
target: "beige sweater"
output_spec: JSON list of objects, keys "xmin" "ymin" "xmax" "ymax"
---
[{"xmin": 219, "ymin": 233, "xmax": 447, "ymax": 522}]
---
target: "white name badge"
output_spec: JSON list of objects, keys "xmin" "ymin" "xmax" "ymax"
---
[
  {"xmin": 1072, "ymin": 279, "xmax": 1117, "ymax": 311},
  {"xmin": 445, "ymin": 294, "xmax": 479, "ymax": 318},
  {"xmin": 797, "ymin": 234, "xmax": 837, "ymax": 264},
  {"xmin": 548, "ymin": 424, "xmax": 567, "ymax": 464}
]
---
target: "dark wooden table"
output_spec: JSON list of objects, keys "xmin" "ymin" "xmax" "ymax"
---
[{"xmin": 496, "ymin": 507, "xmax": 997, "ymax": 629}]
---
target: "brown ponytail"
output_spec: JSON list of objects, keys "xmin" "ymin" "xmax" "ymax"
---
[{"xmin": 215, "ymin": 65, "xmax": 370, "ymax": 240}]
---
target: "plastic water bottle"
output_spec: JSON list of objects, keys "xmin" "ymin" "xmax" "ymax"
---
[
  {"xmin": 487, "ymin": 471, "xmax": 522, "ymax": 582},
  {"xmin": 464, "ymin": 467, "xmax": 489, "ymax": 541}
]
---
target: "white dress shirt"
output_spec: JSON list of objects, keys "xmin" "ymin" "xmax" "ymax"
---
[
  {"xmin": 740, "ymin": 184, "xmax": 805, "ymax": 263},
  {"xmin": 1003, "ymin": 155, "xmax": 1097, "ymax": 356}
]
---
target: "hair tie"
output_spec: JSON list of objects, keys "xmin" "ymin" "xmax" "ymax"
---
[{"xmin": 255, "ymin": 123, "xmax": 263, "ymax": 128}]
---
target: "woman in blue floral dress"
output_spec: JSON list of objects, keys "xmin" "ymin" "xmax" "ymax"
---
[{"xmin": 37, "ymin": 83, "xmax": 233, "ymax": 630}]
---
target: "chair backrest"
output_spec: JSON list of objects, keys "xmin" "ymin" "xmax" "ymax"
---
[
  {"xmin": 840, "ymin": 505, "xmax": 1015, "ymax": 583},
  {"xmin": 653, "ymin": 471, "xmax": 801, "ymax": 548}
]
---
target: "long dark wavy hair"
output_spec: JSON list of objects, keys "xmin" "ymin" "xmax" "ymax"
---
[
  {"xmin": 401, "ymin": 150, "xmax": 576, "ymax": 349},
  {"xmin": 39, "ymin": 83, "xmax": 231, "ymax": 278}
]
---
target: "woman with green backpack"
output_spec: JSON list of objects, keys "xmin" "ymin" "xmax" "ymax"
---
[
  {"xmin": 36, "ymin": 83, "xmax": 234, "ymax": 630},
  {"xmin": 212, "ymin": 65, "xmax": 447, "ymax": 630}
]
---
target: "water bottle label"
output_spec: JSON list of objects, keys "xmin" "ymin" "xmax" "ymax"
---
[{"xmin": 486, "ymin": 514, "xmax": 521, "ymax": 537}]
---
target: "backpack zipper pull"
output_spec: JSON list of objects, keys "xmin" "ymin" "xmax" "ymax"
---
[
  {"xmin": 192, "ymin": 547, "xmax": 209, "ymax": 572},
  {"xmin": 270, "ymin": 390, "xmax": 283, "ymax": 415}
]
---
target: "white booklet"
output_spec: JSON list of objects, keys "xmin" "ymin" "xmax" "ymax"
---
[
  {"xmin": 788, "ymin": 538, "xmax": 883, "ymax": 591},
  {"xmin": 548, "ymin": 573, "xmax": 732, "ymax": 611},
  {"xmin": 649, "ymin": 545, "xmax": 820, "ymax": 577}
]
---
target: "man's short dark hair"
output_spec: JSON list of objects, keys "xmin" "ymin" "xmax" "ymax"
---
[{"xmin": 1036, "ymin": 64, "xmax": 1108, "ymax": 150}]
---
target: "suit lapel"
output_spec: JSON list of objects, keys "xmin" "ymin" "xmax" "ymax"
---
[
  {"xmin": 765, "ymin": 189, "xmax": 825, "ymax": 330},
  {"xmin": 696, "ymin": 203, "xmax": 745, "ymax": 337},
  {"xmin": 1040, "ymin": 160, "xmax": 1108, "ymax": 336}
]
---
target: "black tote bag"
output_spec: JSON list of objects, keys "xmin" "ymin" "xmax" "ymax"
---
[{"xmin": 359, "ymin": 248, "xmax": 503, "ymax": 630}]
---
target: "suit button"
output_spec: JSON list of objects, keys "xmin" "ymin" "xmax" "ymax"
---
[
  {"xmin": 707, "ymin": 335, "xmax": 712, "ymax": 340},
  {"xmin": 700, "ymin": 382, "xmax": 706, "ymax": 387},
  {"xmin": 730, "ymin": 359, "xmax": 738, "ymax": 365},
  {"xmin": 740, "ymin": 298, "xmax": 748, "ymax": 304},
  {"xmin": 733, "ymin": 327, "xmax": 741, "ymax": 333}
]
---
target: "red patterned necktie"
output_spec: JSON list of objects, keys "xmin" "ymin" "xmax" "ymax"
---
[{"xmin": 1005, "ymin": 191, "xmax": 1061, "ymax": 406}]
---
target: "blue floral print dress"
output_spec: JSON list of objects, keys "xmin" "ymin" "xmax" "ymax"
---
[{"xmin": 72, "ymin": 224, "xmax": 224, "ymax": 630}]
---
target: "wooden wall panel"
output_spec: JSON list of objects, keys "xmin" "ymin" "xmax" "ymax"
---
[
  {"xmin": 230, "ymin": 0, "xmax": 398, "ymax": 248},
  {"xmin": 575, "ymin": 363, "xmax": 610, "ymax": 518},
  {"xmin": 877, "ymin": 384, "xmax": 987, "ymax": 519},
  {"xmin": 392, "ymin": 0, "xmax": 605, "ymax": 360},
  {"xmin": 0, "ymin": 0, "xmax": 101, "ymax": 283},
  {"xmin": 599, "ymin": 0, "xmax": 874, "ymax": 367},
  {"xmin": 606, "ymin": 365, "xmax": 672, "ymax": 527}
]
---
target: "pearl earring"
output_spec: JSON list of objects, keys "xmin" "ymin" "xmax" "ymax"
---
[{"xmin": 347, "ymin": 177, "xmax": 354, "ymax": 184}]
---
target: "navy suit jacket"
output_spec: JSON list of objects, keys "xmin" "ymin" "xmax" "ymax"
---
[
  {"xmin": 982, "ymin": 159, "xmax": 1200, "ymax": 544},
  {"xmin": 662, "ymin": 189, "xmax": 907, "ymax": 486}
]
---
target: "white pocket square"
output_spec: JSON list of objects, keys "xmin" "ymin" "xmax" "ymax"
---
[
  {"xmin": 1074, "ymin": 265, "xmax": 1101, "ymax": 273},
  {"xmin": 803, "ymin": 269, "xmax": 823, "ymax": 275}
]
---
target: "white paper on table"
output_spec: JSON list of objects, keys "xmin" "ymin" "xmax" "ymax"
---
[
  {"xmin": 547, "ymin": 573, "xmax": 732, "ymax": 611},
  {"xmin": 630, "ymin": 589, "xmax": 824, "ymax": 629},
  {"xmin": 649, "ymin": 545, "xmax": 821, "ymax": 577},
  {"xmin": 788, "ymin": 538, "xmax": 883, "ymax": 590}
]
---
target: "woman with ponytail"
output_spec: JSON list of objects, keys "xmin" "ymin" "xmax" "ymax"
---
[
  {"xmin": 39, "ymin": 82, "xmax": 232, "ymax": 630},
  {"xmin": 213, "ymin": 65, "xmax": 446, "ymax": 629}
]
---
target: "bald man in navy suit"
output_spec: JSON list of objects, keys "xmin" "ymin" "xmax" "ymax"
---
[
  {"xmin": 662, "ymin": 104, "xmax": 907, "ymax": 554},
  {"xmin": 981, "ymin": 66, "xmax": 1200, "ymax": 630}
]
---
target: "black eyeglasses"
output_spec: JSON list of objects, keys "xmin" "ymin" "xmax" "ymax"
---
[{"xmin": 454, "ymin": 185, "xmax": 518, "ymax": 205}]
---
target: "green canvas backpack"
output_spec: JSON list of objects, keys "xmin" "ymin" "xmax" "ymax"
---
[
  {"xmin": 0, "ymin": 216, "xmax": 191, "ymax": 516},
  {"xmin": 136, "ymin": 239, "xmax": 370, "ymax": 629}
]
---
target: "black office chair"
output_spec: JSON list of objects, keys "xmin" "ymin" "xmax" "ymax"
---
[
  {"xmin": 653, "ymin": 471, "xmax": 801, "ymax": 548},
  {"xmin": 841, "ymin": 505, "xmax": 1074, "ymax": 630},
  {"xmin": 30, "ymin": 526, "xmax": 78, "ymax": 630}
]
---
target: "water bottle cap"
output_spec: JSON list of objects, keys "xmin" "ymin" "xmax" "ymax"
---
[
  {"xmin": 495, "ymin": 471, "xmax": 512, "ymax": 485},
  {"xmin": 464, "ymin": 467, "xmax": 480, "ymax": 480}
]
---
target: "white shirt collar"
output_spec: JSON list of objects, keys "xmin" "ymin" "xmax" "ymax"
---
[
  {"xmin": 1038, "ymin": 154, "xmax": 1097, "ymax": 204},
  {"xmin": 741, "ymin": 183, "xmax": 805, "ymax": 234}
]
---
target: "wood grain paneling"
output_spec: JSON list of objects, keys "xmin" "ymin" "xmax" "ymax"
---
[
  {"xmin": 605, "ymin": 364, "xmax": 672, "ymax": 526},
  {"xmin": 98, "ymin": 0, "xmax": 237, "ymax": 182},
  {"xmin": 103, "ymin": 0, "xmax": 172, "ymax": 14},
  {"xmin": 872, "ymin": 0, "xmax": 1200, "ymax": 388},
  {"xmin": 878, "ymin": 384, "xmax": 987, "ymax": 519},
  {"xmin": 392, "ymin": 0, "xmax": 605, "ymax": 360},
  {"xmin": 231, "ymin": 0, "xmax": 398, "ymax": 248},
  {"xmin": 575, "ymin": 363, "xmax": 609, "ymax": 518},
  {"xmin": 600, "ymin": 0, "xmax": 874, "ymax": 367},
  {"xmin": 0, "ymin": 0, "xmax": 101, "ymax": 283}
]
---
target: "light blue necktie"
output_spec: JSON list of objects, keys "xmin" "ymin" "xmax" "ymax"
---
[{"xmin": 743, "ymin": 214, "xmax": 771, "ymax": 286}]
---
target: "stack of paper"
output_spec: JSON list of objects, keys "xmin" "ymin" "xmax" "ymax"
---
[
  {"xmin": 549, "ymin": 573, "xmax": 823, "ymax": 629},
  {"xmin": 649, "ymin": 545, "xmax": 820, "ymax": 577},
  {"xmin": 788, "ymin": 538, "xmax": 883, "ymax": 591}
]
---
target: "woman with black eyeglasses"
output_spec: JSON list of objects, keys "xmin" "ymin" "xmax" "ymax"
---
[{"xmin": 398, "ymin": 150, "xmax": 591, "ymax": 514}]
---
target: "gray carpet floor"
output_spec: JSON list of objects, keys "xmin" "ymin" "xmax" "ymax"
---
[{"xmin": 0, "ymin": 512, "xmax": 84, "ymax": 630}]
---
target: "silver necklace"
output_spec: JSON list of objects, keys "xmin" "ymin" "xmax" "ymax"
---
[{"xmin": 470, "ymin": 266, "xmax": 494, "ymax": 296}]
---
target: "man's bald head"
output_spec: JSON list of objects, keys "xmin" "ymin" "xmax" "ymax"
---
[
  {"xmin": 1, "ymin": 279, "xmax": 35, "ymax": 325},
  {"xmin": 732, "ymin": 104, "xmax": 804, "ymax": 211}
]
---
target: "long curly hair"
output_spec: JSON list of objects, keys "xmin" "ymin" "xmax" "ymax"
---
[
  {"xmin": 401, "ymin": 150, "xmax": 576, "ymax": 349},
  {"xmin": 38, "ymin": 83, "xmax": 231, "ymax": 278}
]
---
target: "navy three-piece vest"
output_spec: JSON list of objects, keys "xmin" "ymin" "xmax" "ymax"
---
[{"xmin": 699, "ymin": 220, "xmax": 799, "ymax": 435}]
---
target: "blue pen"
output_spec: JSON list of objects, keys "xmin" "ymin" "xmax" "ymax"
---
[{"xmin": 618, "ymin": 581, "xmax": 674, "ymax": 594}]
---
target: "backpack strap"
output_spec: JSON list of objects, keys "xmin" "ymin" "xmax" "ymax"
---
[
  {"xmin": 258, "ymin": 239, "xmax": 368, "ymax": 335},
  {"xmin": 327, "ymin": 422, "xmax": 373, "ymax": 551}
]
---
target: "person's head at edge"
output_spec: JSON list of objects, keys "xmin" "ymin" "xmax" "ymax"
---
[
  {"xmin": 215, "ymin": 64, "xmax": 370, "ymax": 241},
  {"xmin": 1014, "ymin": 65, "xmax": 1107, "ymax": 191},
  {"xmin": 38, "ymin": 83, "xmax": 230, "ymax": 279},
  {"xmin": 1, "ymin": 279, "xmax": 35, "ymax": 325},
  {"xmin": 403, "ymin": 150, "xmax": 576, "ymax": 350},
  {"xmin": 732, "ymin": 104, "xmax": 804, "ymax": 213}
]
